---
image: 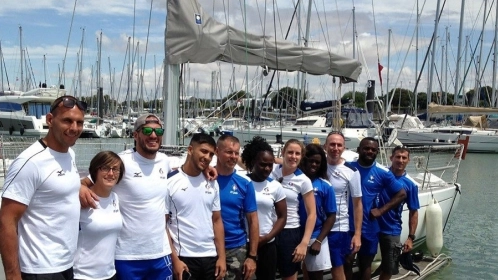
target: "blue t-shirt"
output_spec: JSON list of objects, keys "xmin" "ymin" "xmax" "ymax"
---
[
  {"xmin": 378, "ymin": 172, "xmax": 420, "ymax": 236},
  {"xmin": 298, "ymin": 177, "xmax": 337, "ymax": 239},
  {"xmin": 348, "ymin": 161, "xmax": 403, "ymax": 234},
  {"xmin": 217, "ymin": 171, "xmax": 258, "ymax": 249}
]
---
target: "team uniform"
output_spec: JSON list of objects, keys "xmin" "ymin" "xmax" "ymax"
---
[
  {"xmin": 378, "ymin": 172, "xmax": 420, "ymax": 274},
  {"xmin": 326, "ymin": 161, "xmax": 362, "ymax": 266},
  {"xmin": 298, "ymin": 178, "xmax": 337, "ymax": 272},
  {"xmin": 113, "ymin": 149, "xmax": 173, "ymax": 279},
  {"xmin": 270, "ymin": 164, "xmax": 313, "ymax": 277},
  {"xmin": 349, "ymin": 161, "xmax": 403, "ymax": 256},
  {"xmin": 166, "ymin": 169, "xmax": 221, "ymax": 279},
  {"xmin": 74, "ymin": 192, "xmax": 123, "ymax": 280},
  {"xmin": 217, "ymin": 171, "xmax": 257, "ymax": 280},
  {"xmin": 1, "ymin": 140, "xmax": 80, "ymax": 277},
  {"xmin": 251, "ymin": 177, "xmax": 286, "ymax": 279}
]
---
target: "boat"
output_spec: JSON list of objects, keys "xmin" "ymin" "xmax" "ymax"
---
[
  {"xmin": 390, "ymin": 104, "xmax": 498, "ymax": 153},
  {"xmin": 0, "ymin": 85, "xmax": 66, "ymax": 137}
]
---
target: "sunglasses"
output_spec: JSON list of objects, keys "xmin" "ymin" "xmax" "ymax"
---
[
  {"xmin": 141, "ymin": 127, "xmax": 165, "ymax": 136},
  {"xmin": 50, "ymin": 96, "xmax": 88, "ymax": 113}
]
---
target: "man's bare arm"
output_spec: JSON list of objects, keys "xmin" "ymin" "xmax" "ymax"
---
[
  {"xmin": 351, "ymin": 196, "xmax": 363, "ymax": 253},
  {"xmin": 212, "ymin": 211, "xmax": 226, "ymax": 280},
  {"xmin": 0, "ymin": 198, "xmax": 27, "ymax": 280},
  {"xmin": 79, "ymin": 177, "xmax": 98, "ymax": 208}
]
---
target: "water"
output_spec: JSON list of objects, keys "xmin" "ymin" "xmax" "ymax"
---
[
  {"xmin": 0, "ymin": 138, "xmax": 497, "ymax": 279},
  {"xmin": 428, "ymin": 153, "xmax": 498, "ymax": 279}
]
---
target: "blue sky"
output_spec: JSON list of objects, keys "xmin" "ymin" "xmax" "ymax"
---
[{"xmin": 0, "ymin": 0, "xmax": 495, "ymax": 105}]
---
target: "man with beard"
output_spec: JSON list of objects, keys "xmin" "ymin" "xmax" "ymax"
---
[
  {"xmin": 1, "ymin": 95, "xmax": 86, "ymax": 279},
  {"xmin": 166, "ymin": 133, "xmax": 226, "ymax": 280},
  {"xmin": 348, "ymin": 137, "xmax": 406, "ymax": 280},
  {"xmin": 215, "ymin": 135, "xmax": 258, "ymax": 280},
  {"xmin": 80, "ymin": 114, "xmax": 175, "ymax": 279}
]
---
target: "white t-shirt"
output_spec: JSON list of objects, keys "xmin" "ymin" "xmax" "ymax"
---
[
  {"xmin": 74, "ymin": 192, "xmax": 122, "ymax": 279},
  {"xmin": 327, "ymin": 161, "xmax": 362, "ymax": 232},
  {"xmin": 166, "ymin": 169, "xmax": 221, "ymax": 257},
  {"xmin": 1, "ymin": 140, "xmax": 80, "ymax": 274},
  {"xmin": 252, "ymin": 178, "xmax": 286, "ymax": 241},
  {"xmin": 270, "ymin": 164, "xmax": 313, "ymax": 229},
  {"xmin": 113, "ymin": 149, "xmax": 173, "ymax": 260}
]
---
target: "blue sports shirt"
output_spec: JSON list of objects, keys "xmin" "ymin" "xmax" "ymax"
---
[
  {"xmin": 298, "ymin": 177, "xmax": 337, "ymax": 239},
  {"xmin": 217, "ymin": 171, "xmax": 258, "ymax": 249},
  {"xmin": 378, "ymin": 172, "xmax": 420, "ymax": 236},
  {"xmin": 348, "ymin": 161, "xmax": 403, "ymax": 234}
]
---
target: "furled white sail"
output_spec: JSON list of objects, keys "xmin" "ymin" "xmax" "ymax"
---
[{"xmin": 165, "ymin": 0, "xmax": 362, "ymax": 83}]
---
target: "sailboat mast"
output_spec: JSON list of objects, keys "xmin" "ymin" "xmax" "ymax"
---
[
  {"xmin": 493, "ymin": 0, "xmax": 498, "ymax": 107},
  {"xmin": 298, "ymin": 0, "xmax": 312, "ymax": 117},
  {"xmin": 387, "ymin": 28, "xmax": 391, "ymax": 115},
  {"xmin": 414, "ymin": 0, "xmax": 419, "ymax": 114},
  {"xmin": 79, "ymin": 28, "xmax": 85, "ymax": 99},
  {"xmin": 20, "ymin": 26, "xmax": 24, "ymax": 92},
  {"xmin": 427, "ymin": 0, "xmax": 441, "ymax": 107},
  {"xmin": 474, "ymin": 0, "xmax": 486, "ymax": 107},
  {"xmin": 352, "ymin": 7, "xmax": 356, "ymax": 103},
  {"xmin": 0, "ymin": 41, "xmax": 3, "ymax": 91},
  {"xmin": 454, "ymin": 0, "xmax": 465, "ymax": 105}
]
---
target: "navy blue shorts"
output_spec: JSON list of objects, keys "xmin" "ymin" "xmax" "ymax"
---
[
  {"xmin": 327, "ymin": 231, "xmax": 351, "ymax": 267},
  {"xmin": 115, "ymin": 255, "xmax": 173, "ymax": 280},
  {"xmin": 358, "ymin": 232, "xmax": 379, "ymax": 257},
  {"xmin": 276, "ymin": 228, "xmax": 302, "ymax": 277}
]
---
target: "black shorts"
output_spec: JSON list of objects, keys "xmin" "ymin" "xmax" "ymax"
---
[
  {"xmin": 276, "ymin": 228, "xmax": 302, "ymax": 277},
  {"xmin": 22, "ymin": 267, "xmax": 73, "ymax": 280},
  {"xmin": 179, "ymin": 256, "xmax": 218, "ymax": 280}
]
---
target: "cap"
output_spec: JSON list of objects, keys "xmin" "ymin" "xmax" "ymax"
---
[{"xmin": 134, "ymin": 114, "xmax": 164, "ymax": 131}]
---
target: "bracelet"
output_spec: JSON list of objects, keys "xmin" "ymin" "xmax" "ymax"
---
[{"xmin": 315, "ymin": 239, "xmax": 322, "ymax": 244}]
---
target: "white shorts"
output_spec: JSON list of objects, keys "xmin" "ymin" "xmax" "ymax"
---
[{"xmin": 304, "ymin": 238, "xmax": 332, "ymax": 272}]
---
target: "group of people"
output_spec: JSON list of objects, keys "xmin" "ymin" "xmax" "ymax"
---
[{"xmin": 0, "ymin": 95, "xmax": 420, "ymax": 280}]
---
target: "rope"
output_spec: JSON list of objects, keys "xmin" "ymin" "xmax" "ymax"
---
[{"xmin": 443, "ymin": 183, "xmax": 460, "ymax": 231}]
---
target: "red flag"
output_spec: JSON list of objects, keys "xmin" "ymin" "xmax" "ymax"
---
[{"xmin": 378, "ymin": 62, "xmax": 384, "ymax": 86}]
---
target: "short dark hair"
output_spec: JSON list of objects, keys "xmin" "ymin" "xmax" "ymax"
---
[
  {"xmin": 392, "ymin": 145, "xmax": 410, "ymax": 156},
  {"xmin": 190, "ymin": 133, "xmax": 216, "ymax": 148},
  {"xmin": 89, "ymin": 151, "xmax": 125, "ymax": 184},
  {"xmin": 241, "ymin": 136, "xmax": 274, "ymax": 171},
  {"xmin": 359, "ymin": 137, "xmax": 378, "ymax": 147},
  {"xmin": 301, "ymin": 143, "xmax": 328, "ymax": 180},
  {"xmin": 217, "ymin": 134, "xmax": 240, "ymax": 147}
]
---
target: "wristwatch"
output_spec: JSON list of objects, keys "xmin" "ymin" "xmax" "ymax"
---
[
  {"xmin": 408, "ymin": 234, "xmax": 416, "ymax": 241},
  {"xmin": 246, "ymin": 254, "xmax": 258, "ymax": 261}
]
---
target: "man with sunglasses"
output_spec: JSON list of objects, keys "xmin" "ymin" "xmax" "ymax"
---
[
  {"xmin": 0, "ymin": 95, "xmax": 86, "ymax": 280},
  {"xmin": 80, "ymin": 114, "xmax": 175, "ymax": 280}
]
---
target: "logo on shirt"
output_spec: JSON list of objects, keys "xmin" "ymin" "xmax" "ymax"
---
[
  {"xmin": 314, "ymin": 187, "xmax": 319, "ymax": 195},
  {"xmin": 112, "ymin": 199, "xmax": 119, "ymax": 213},
  {"xmin": 56, "ymin": 170, "xmax": 65, "ymax": 176},
  {"xmin": 181, "ymin": 186, "xmax": 188, "ymax": 191},
  {"xmin": 159, "ymin": 168, "xmax": 166, "ymax": 179},
  {"xmin": 368, "ymin": 175, "xmax": 375, "ymax": 184},
  {"xmin": 263, "ymin": 187, "xmax": 271, "ymax": 195},
  {"xmin": 230, "ymin": 184, "xmax": 239, "ymax": 195},
  {"xmin": 134, "ymin": 172, "xmax": 142, "ymax": 177},
  {"xmin": 205, "ymin": 182, "xmax": 213, "ymax": 194}
]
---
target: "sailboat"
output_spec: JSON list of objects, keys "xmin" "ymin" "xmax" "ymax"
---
[{"xmin": 162, "ymin": 0, "xmax": 461, "ymax": 263}]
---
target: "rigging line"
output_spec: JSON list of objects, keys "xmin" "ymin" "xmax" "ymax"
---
[
  {"xmin": 370, "ymin": 0, "xmax": 382, "ymax": 94},
  {"xmin": 60, "ymin": 0, "xmax": 78, "ymax": 87},
  {"xmin": 312, "ymin": 0, "xmax": 331, "ymax": 53},
  {"xmin": 116, "ymin": 41, "xmax": 130, "ymax": 105},
  {"xmin": 321, "ymin": 0, "xmax": 331, "ymax": 52},
  {"xmin": 257, "ymin": 0, "xmax": 301, "ymax": 119},
  {"xmin": 140, "ymin": 0, "xmax": 154, "ymax": 102},
  {"xmin": 254, "ymin": 0, "xmax": 265, "ymax": 34}
]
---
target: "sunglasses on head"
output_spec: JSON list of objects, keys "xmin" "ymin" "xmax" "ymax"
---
[
  {"xmin": 141, "ymin": 127, "xmax": 165, "ymax": 136},
  {"xmin": 50, "ymin": 96, "xmax": 88, "ymax": 113}
]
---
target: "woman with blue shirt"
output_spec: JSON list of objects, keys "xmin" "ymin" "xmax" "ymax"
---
[{"xmin": 299, "ymin": 144, "xmax": 337, "ymax": 280}]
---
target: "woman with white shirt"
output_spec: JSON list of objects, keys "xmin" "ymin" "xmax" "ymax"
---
[
  {"xmin": 241, "ymin": 136, "xmax": 287, "ymax": 280},
  {"xmin": 74, "ymin": 151, "xmax": 124, "ymax": 280},
  {"xmin": 270, "ymin": 139, "xmax": 316, "ymax": 280}
]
